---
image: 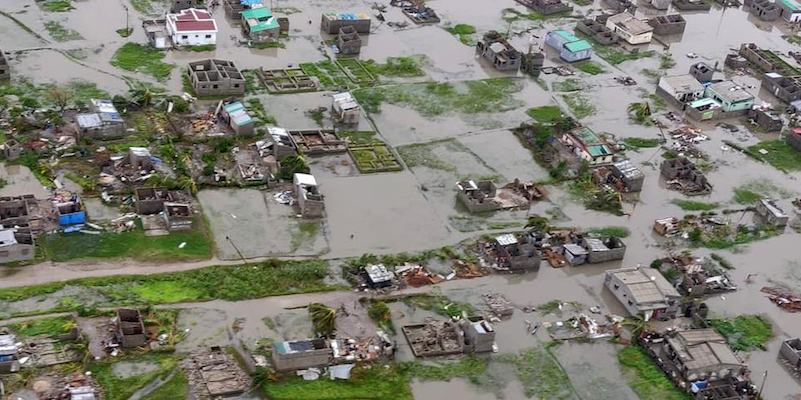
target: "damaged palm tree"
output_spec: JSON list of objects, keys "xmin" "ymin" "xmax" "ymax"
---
[
  {"xmin": 308, "ymin": 303, "xmax": 336, "ymax": 337},
  {"xmin": 627, "ymin": 101, "xmax": 651, "ymax": 124}
]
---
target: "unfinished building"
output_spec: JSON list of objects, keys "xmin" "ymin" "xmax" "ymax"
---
[
  {"xmin": 575, "ymin": 19, "xmax": 618, "ymax": 45},
  {"xmin": 0, "ymin": 195, "xmax": 44, "ymax": 234},
  {"xmin": 272, "ymin": 338, "xmax": 332, "ymax": 371},
  {"xmin": 660, "ymin": 157, "xmax": 712, "ymax": 195},
  {"xmin": 648, "ymin": 14, "xmax": 686, "ymax": 36},
  {"xmin": 747, "ymin": 0, "xmax": 781, "ymax": 21},
  {"xmin": 116, "ymin": 308, "xmax": 146, "ymax": 348},
  {"xmin": 780, "ymin": 338, "xmax": 801, "ymax": 376},
  {"xmin": 593, "ymin": 159, "xmax": 645, "ymax": 192},
  {"xmin": 456, "ymin": 179, "xmax": 544, "ymax": 213},
  {"xmin": 256, "ymin": 67, "xmax": 319, "ymax": 93},
  {"xmin": 142, "ymin": 19, "xmax": 169, "ymax": 49},
  {"xmin": 739, "ymin": 43, "xmax": 801, "ymax": 76},
  {"xmin": 164, "ymin": 203, "xmax": 193, "ymax": 231},
  {"xmin": 689, "ymin": 61, "xmax": 714, "ymax": 83},
  {"xmin": 672, "ymin": 0, "xmax": 712, "ymax": 10},
  {"xmin": 171, "ymin": 0, "xmax": 202, "ymax": 12},
  {"xmin": 747, "ymin": 106, "xmax": 783, "ymax": 132},
  {"xmin": 135, "ymin": 187, "xmax": 172, "ymax": 215},
  {"xmin": 1, "ymin": 139, "xmax": 21, "ymax": 160},
  {"xmin": 604, "ymin": 0, "xmax": 637, "ymax": 13},
  {"xmin": 0, "ymin": 227, "xmax": 35, "ymax": 264},
  {"xmin": 187, "ymin": 59, "xmax": 245, "ymax": 97},
  {"xmin": 294, "ymin": 173, "xmax": 324, "ymax": 218},
  {"xmin": 516, "ymin": 0, "xmax": 572, "ymax": 14},
  {"xmin": 0, "ymin": 49, "xmax": 9, "ymax": 80},
  {"xmin": 476, "ymin": 31, "xmax": 521, "ymax": 72},
  {"xmin": 321, "ymin": 13, "xmax": 371, "ymax": 34},
  {"xmin": 755, "ymin": 198, "xmax": 789, "ymax": 227},
  {"xmin": 401, "ymin": 3, "xmax": 441, "ymax": 24},
  {"xmin": 763, "ymin": 73, "xmax": 801, "ymax": 103},
  {"xmin": 492, "ymin": 233, "xmax": 542, "ymax": 271},
  {"xmin": 461, "ymin": 318, "xmax": 496, "ymax": 353},
  {"xmin": 337, "ymin": 26, "xmax": 362, "ymax": 54},
  {"xmin": 289, "ymin": 129, "xmax": 348, "ymax": 156},
  {"xmin": 403, "ymin": 319, "xmax": 465, "ymax": 357},
  {"xmin": 182, "ymin": 347, "xmax": 251, "ymax": 397},
  {"xmin": 332, "ymin": 92, "xmax": 360, "ymax": 124}
]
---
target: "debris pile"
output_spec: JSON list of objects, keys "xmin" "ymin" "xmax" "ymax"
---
[
  {"xmin": 484, "ymin": 293, "xmax": 514, "ymax": 318},
  {"xmin": 181, "ymin": 347, "xmax": 252, "ymax": 399},
  {"xmin": 761, "ymin": 287, "xmax": 801, "ymax": 312}
]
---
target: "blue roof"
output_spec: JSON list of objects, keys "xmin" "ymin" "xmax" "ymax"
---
[{"xmin": 240, "ymin": 0, "xmax": 262, "ymax": 5}]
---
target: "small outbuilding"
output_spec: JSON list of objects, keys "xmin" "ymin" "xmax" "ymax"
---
[
  {"xmin": 242, "ymin": 7, "xmax": 281, "ymax": 43},
  {"xmin": 321, "ymin": 13, "xmax": 371, "ymax": 34},
  {"xmin": 545, "ymin": 30, "xmax": 593, "ymax": 62},
  {"xmin": 222, "ymin": 101, "xmax": 255, "ymax": 136},
  {"xmin": 332, "ymin": 92, "xmax": 360, "ymax": 124}
]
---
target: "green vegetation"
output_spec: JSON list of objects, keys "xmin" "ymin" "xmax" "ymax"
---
[
  {"xmin": 745, "ymin": 140, "xmax": 801, "ymax": 172},
  {"xmin": 110, "ymin": 43, "xmax": 174, "ymax": 80},
  {"xmin": 354, "ymin": 78, "xmax": 525, "ymax": 117},
  {"xmin": 336, "ymin": 59, "xmax": 376, "ymax": 84},
  {"xmin": 710, "ymin": 253, "xmax": 734, "ymax": 269},
  {"xmin": 501, "ymin": 7, "xmax": 567, "ymax": 22},
  {"xmin": 575, "ymin": 61, "xmax": 604, "ymax": 75},
  {"xmin": 40, "ymin": 0, "xmax": 74, "ymax": 12},
  {"xmin": 595, "ymin": 47, "xmax": 654, "ymax": 65},
  {"xmin": 552, "ymin": 78, "xmax": 582, "ymax": 92},
  {"xmin": 527, "ymin": 105, "xmax": 564, "ymax": 124},
  {"xmin": 349, "ymin": 141, "xmax": 402, "ymax": 173},
  {"xmin": 499, "ymin": 347, "xmax": 576, "ymax": 399},
  {"xmin": 618, "ymin": 346, "xmax": 690, "ymax": 400},
  {"xmin": 587, "ymin": 226, "xmax": 630, "ymax": 238},
  {"xmin": 687, "ymin": 222, "xmax": 776, "ymax": 250},
  {"xmin": 252, "ymin": 41, "xmax": 285, "ymax": 49},
  {"xmin": 623, "ymin": 137, "xmax": 660, "ymax": 148},
  {"xmin": 45, "ymin": 21, "xmax": 83, "ymax": 42},
  {"xmin": 9, "ymin": 315, "xmax": 74, "ymax": 337},
  {"xmin": 246, "ymin": 98, "xmax": 278, "ymax": 125},
  {"xmin": 309, "ymin": 303, "xmax": 336, "ymax": 337},
  {"xmin": 444, "ymin": 24, "xmax": 477, "ymax": 45},
  {"xmin": 568, "ymin": 172, "xmax": 624, "ymax": 215},
  {"xmin": 300, "ymin": 60, "xmax": 352, "ymax": 90},
  {"xmin": 708, "ymin": 315, "xmax": 773, "ymax": 351},
  {"xmin": 562, "ymin": 93, "xmax": 596, "ymax": 119},
  {"xmin": 343, "ymin": 247, "xmax": 476, "ymax": 279},
  {"xmin": 264, "ymin": 363, "xmax": 412, "ymax": 399},
  {"xmin": 783, "ymin": 34, "xmax": 801, "ymax": 45},
  {"xmin": 129, "ymin": 0, "xmax": 164, "ymax": 16},
  {"xmin": 671, "ymin": 199, "xmax": 719, "ymax": 211},
  {"xmin": 91, "ymin": 353, "xmax": 177, "ymax": 400},
  {"xmin": 732, "ymin": 180, "xmax": 791, "ymax": 204},
  {"xmin": 366, "ymin": 300, "xmax": 395, "ymax": 334},
  {"xmin": 290, "ymin": 221, "xmax": 321, "ymax": 251},
  {"xmin": 659, "ymin": 53, "xmax": 676, "ymax": 70},
  {"xmin": 42, "ymin": 222, "xmax": 211, "ymax": 262},
  {"xmin": 184, "ymin": 44, "xmax": 216, "ymax": 52},
  {"xmin": 733, "ymin": 188, "xmax": 762, "ymax": 204},
  {"xmin": 142, "ymin": 369, "xmax": 188, "ymax": 400},
  {"xmin": 399, "ymin": 357, "xmax": 489, "ymax": 384},
  {"xmin": 402, "ymin": 294, "xmax": 475, "ymax": 318},
  {"xmin": 363, "ymin": 56, "xmax": 427, "ymax": 77},
  {"xmin": 115, "ymin": 27, "xmax": 133, "ymax": 38},
  {"xmin": 628, "ymin": 102, "xmax": 652, "ymax": 125}
]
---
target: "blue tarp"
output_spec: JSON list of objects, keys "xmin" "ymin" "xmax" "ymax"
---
[
  {"xmin": 59, "ymin": 211, "xmax": 86, "ymax": 226},
  {"xmin": 240, "ymin": 0, "xmax": 262, "ymax": 5}
]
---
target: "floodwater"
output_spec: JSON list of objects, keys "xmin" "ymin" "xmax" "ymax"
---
[{"xmin": 2, "ymin": 0, "xmax": 801, "ymax": 397}]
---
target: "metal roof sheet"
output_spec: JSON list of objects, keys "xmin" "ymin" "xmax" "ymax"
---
[{"xmin": 564, "ymin": 40, "xmax": 592, "ymax": 52}]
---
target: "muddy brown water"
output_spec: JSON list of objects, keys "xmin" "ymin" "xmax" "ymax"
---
[{"xmin": 1, "ymin": 0, "xmax": 801, "ymax": 397}]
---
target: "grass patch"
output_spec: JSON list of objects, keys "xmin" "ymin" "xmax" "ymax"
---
[
  {"xmin": 300, "ymin": 60, "xmax": 352, "ymax": 90},
  {"xmin": 115, "ymin": 27, "xmax": 133, "ymax": 38},
  {"xmin": 290, "ymin": 221, "xmax": 321, "ymax": 252},
  {"xmin": 575, "ymin": 60, "xmax": 604, "ymax": 75},
  {"xmin": 444, "ymin": 24, "xmax": 477, "ymax": 45},
  {"xmin": 129, "ymin": 0, "xmax": 164, "ymax": 16},
  {"xmin": 41, "ymin": 221, "xmax": 211, "ymax": 262},
  {"xmin": 498, "ymin": 347, "xmax": 576, "ymax": 399},
  {"xmin": 595, "ymin": 47, "xmax": 654, "ymax": 65},
  {"xmin": 623, "ymin": 137, "xmax": 661, "ymax": 148},
  {"xmin": 183, "ymin": 44, "xmax": 215, "ymax": 52},
  {"xmin": 746, "ymin": 140, "xmax": 801, "ymax": 172},
  {"xmin": 659, "ymin": 53, "xmax": 676, "ymax": 70},
  {"xmin": 91, "ymin": 353, "xmax": 176, "ymax": 400},
  {"xmin": 141, "ymin": 369, "xmax": 188, "ymax": 400},
  {"xmin": 552, "ymin": 78, "xmax": 582, "ymax": 92},
  {"xmin": 733, "ymin": 188, "xmax": 761, "ymax": 204},
  {"xmin": 526, "ymin": 105, "xmax": 564, "ymax": 124},
  {"xmin": 783, "ymin": 34, "xmax": 801, "ymax": 45},
  {"xmin": 110, "ymin": 43, "xmax": 174, "ymax": 80},
  {"xmin": 710, "ymin": 253, "xmax": 734, "ymax": 269},
  {"xmin": 397, "ymin": 139, "xmax": 464, "ymax": 171},
  {"xmin": 562, "ymin": 93, "xmax": 596, "ymax": 119},
  {"xmin": 587, "ymin": 226, "xmax": 630, "ymax": 238},
  {"xmin": 672, "ymin": 199, "xmax": 719, "ymax": 211},
  {"xmin": 9, "ymin": 315, "xmax": 74, "ymax": 337},
  {"xmin": 363, "ymin": 56, "xmax": 426, "ymax": 78},
  {"xmin": 264, "ymin": 363, "xmax": 412, "ymax": 399},
  {"xmin": 40, "ymin": 0, "xmax": 74, "ymax": 12},
  {"xmin": 251, "ymin": 41, "xmax": 286, "ymax": 49},
  {"xmin": 708, "ymin": 315, "xmax": 773, "ymax": 351},
  {"xmin": 618, "ymin": 346, "xmax": 690, "ymax": 400},
  {"xmin": 402, "ymin": 294, "xmax": 475, "ymax": 318},
  {"xmin": 399, "ymin": 357, "xmax": 489, "ymax": 383},
  {"xmin": 45, "ymin": 21, "xmax": 83, "ymax": 42},
  {"xmin": 366, "ymin": 300, "xmax": 395, "ymax": 334}
]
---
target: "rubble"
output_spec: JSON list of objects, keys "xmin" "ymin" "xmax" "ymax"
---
[
  {"xmin": 483, "ymin": 293, "xmax": 514, "ymax": 318},
  {"xmin": 761, "ymin": 287, "xmax": 801, "ymax": 312},
  {"xmin": 181, "ymin": 346, "xmax": 251, "ymax": 399}
]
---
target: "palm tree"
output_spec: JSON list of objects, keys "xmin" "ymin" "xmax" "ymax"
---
[
  {"xmin": 627, "ymin": 102, "xmax": 651, "ymax": 124},
  {"xmin": 623, "ymin": 314, "xmax": 651, "ymax": 339},
  {"xmin": 178, "ymin": 175, "xmax": 198, "ymax": 196},
  {"xmin": 308, "ymin": 303, "xmax": 336, "ymax": 337},
  {"xmin": 525, "ymin": 215, "xmax": 551, "ymax": 233},
  {"xmin": 129, "ymin": 84, "xmax": 165, "ymax": 108},
  {"xmin": 46, "ymin": 87, "xmax": 72, "ymax": 112}
]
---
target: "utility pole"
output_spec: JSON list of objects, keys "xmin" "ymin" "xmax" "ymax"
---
[
  {"xmin": 124, "ymin": 6, "xmax": 129, "ymax": 33},
  {"xmin": 226, "ymin": 235, "xmax": 248, "ymax": 265},
  {"xmin": 757, "ymin": 370, "xmax": 767, "ymax": 398}
]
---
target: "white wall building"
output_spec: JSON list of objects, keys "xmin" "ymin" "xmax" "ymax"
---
[
  {"xmin": 166, "ymin": 8, "xmax": 218, "ymax": 46},
  {"xmin": 606, "ymin": 12, "xmax": 653, "ymax": 45}
]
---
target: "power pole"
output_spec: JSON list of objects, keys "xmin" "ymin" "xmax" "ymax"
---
[
  {"xmin": 226, "ymin": 236, "xmax": 248, "ymax": 265},
  {"xmin": 757, "ymin": 370, "xmax": 767, "ymax": 398},
  {"xmin": 124, "ymin": 6, "xmax": 129, "ymax": 33}
]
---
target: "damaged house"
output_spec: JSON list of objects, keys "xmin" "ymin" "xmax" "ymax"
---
[
  {"xmin": 332, "ymin": 92, "xmax": 360, "ymax": 124},
  {"xmin": 403, "ymin": 317, "xmax": 495, "ymax": 357},
  {"xmin": 606, "ymin": 12, "xmax": 653, "ymax": 45},
  {"xmin": 582, "ymin": 237, "xmax": 627, "ymax": 264},
  {"xmin": 678, "ymin": 263, "xmax": 737, "ymax": 297},
  {"xmin": 560, "ymin": 126, "xmax": 615, "ymax": 165},
  {"xmin": 648, "ymin": 14, "xmax": 686, "ymax": 36},
  {"xmin": 747, "ymin": 0, "xmax": 781, "ymax": 21},
  {"xmin": 272, "ymin": 338, "xmax": 332, "ymax": 371},
  {"xmin": 762, "ymin": 73, "xmax": 801, "ymax": 104},
  {"xmin": 221, "ymin": 101, "xmax": 255, "ymax": 136},
  {"xmin": 456, "ymin": 179, "xmax": 543, "ymax": 213},
  {"xmin": 242, "ymin": 7, "xmax": 281, "ymax": 43},
  {"xmin": 689, "ymin": 62, "xmax": 715, "ymax": 84},
  {"xmin": 515, "ymin": 0, "xmax": 572, "ymax": 15},
  {"xmin": 476, "ymin": 31, "xmax": 521, "ymax": 72},
  {"xmin": 755, "ymin": 198, "xmax": 789, "ymax": 228},
  {"xmin": 575, "ymin": 18, "xmax": 618, "ymax": 45},
  {"xmin": 163, "ymin": 202, "xmax": 193, "ymax": 231},
  {"xmin": 660, "ymin": 157, "xmax": 712, "ymax": 195},
  {"xmin": 491, "ymin": 233, "xmax": 542, "ymax": 271},
  {"xmin": 187, "ymin": 59, "xmax": 245, "ymax": 97},
  {"xmin": 320, "ymin": 13, "xmax": 371, "ymax": 34},
  {"xmin": 0, "ymin": 195, "xmax": 44, "ymax": 234},
  {"xmin": 604, "ymin": 266, "xmax": 681, "ymax": 319},
  {"xmin": 183, "ymin": 347, "xmax": 251, "ymax": 397},
  {"xmin": 135, "ymin": 187, "xmax": 172, "ymax": 215},
  {"xmin": 545, "ymin": 30, "xmax": 593, "ymax": 63},
  {"xmin": 0, "ymin": 227, "xmax": 35, "ymax": 264},
  {"xmin": 592, "ymin": 159, "xmax": 645, "ymax": 192},
  {"xmin": 294, "ymin": 173, "xmax": 324, "ymax": 218},
  {"xmin": 74, "ymin": 99, "xmax": 125, "ymax": 139},
  {"xmin": 116, "ymin": 308, "xmax": 146, "ymax": 348},
  {"xmin": 747, "ymin": 105, "xmax": 783, "ymax": 132}
]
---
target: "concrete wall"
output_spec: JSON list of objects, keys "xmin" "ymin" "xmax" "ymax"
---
[
  {"xmin": 788, "ymin": 131, "xmax": 801, "ymax": 152},
  {"xmin": 780, "ymin": 339, "xmax": 801, "ymax": 368},
  {"xmin": 515, "ymin": 0, "xmax": 573, "ymax": 15},
  {"xmin": 0, "ymin": 51, "xmax": 9, "ymax": 80},
  {"xmin": 272, "ymin": 345, "xmax": 332, "ymax": 371},
  {"xmin": 0, "ymin": 242, "xmax": 35, "ymax": 263},
  {"xmin": 672, "ymin": 0, "xmax": 711, "ymax": 10},
  {"xmin": 321, "ymin": 16, "xmax": 371, "ymax": 34}
]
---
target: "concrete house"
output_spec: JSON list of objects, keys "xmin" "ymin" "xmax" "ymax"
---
[
  {"xmin": 778, "ymin": 0, "xmax": 801, "ymax": 21},
  {"xmin": 780, "ymin": 338, "xmax": 801, "ymax": 369},
  {"xmin": 763, "ymin": 73, "xmax": 801, "ymax": 103},
  {"xmin": 0, "ymin": 334, "xmax": 19, "ymax": 373},
  {"xmin": 545, "ymin": 30, "xmax": 593, "ymax": 62},
  {"xmin": 337, "ymin": 26, "xmax": 362, "ymax": 54},
  {"xmin": 610, "ymin": 159, "xmax": 645, "ymax": 192},
  {"xmin": 135, "ymin": 187, "xmax": 172, "ymax": 215},
  {"xmin": 563, "ymin": 243, "xmax": 589, "ymax": 266},
  {"xmin": 163, "ymin": 202, "xmax": 193, "ymax": 231},
  {"xmin": 74, "ymin": 98, "xmax": 125, "ymax": 139},
  {"xmin": 605, "ymin": 266, "xmax": 681, "ymax": 319},
  {"xmin": 755, "ymin": 198, "xmax": 789, "ymax": 227},
  {"xmin": 575, "ymin": 19, "xmax": 618, "ymax": 45},
  {"xmin": 704, "ymin": 81, "xmax": 754, "ymax": 112},
  {"xmin": 657, "ymin": 330, "xmax": 748, "ymax": 388},
  {"xmin": 648, "ymin": 14, "xmax": 686, "ymax": 36},
  {"xmin": 187, "ymin": 59, "xmax": 245, "ymax": 97},
  {"xmin": 660, "ymin": 157, "xmax": 712, "ymax": 194},
  {"xmin": 461, "ymin": 318, "xmax": 496, "ymax": 353},
  {"xmin": 0, "ymin": 228, "xmax": 34, "ymax": 264},
  {"xmin": 242, "ymin": 7, "xmax": 280, "ymax": 43},
  {"xmin": 0, "ymin": 49, "xmax": 9, "ymax": 80},
  {"xmin": 561, "ymin": 126, "xmax": 615, "ymax": 165},
  {"xmin": 747, "ymin": 0, "xmax": 781, "ymax": 21},
  {"xmin": 294, "ymin": 173, "xmax": 324, "ymax": 218},
  {"xmin": 657, "ymin": 75, "xmax": 705, "ymax": 106},
  {"xmin": 222, "ymin": 101, "xmax": 255, "ymax": 136},
  {"xmin": 476, "ymin": 31, "xmax": 522, "ymax": 72},
  {"xmin": 116, "ymin": 308, "xmax": 146, "ymax": 348},
  {"xmin": 672, "ymin": 0, "xmax": 712, "ymax": 10},
  {"xmin": 492, "ymin": 233, "xmax": 541, "ymax": 271},
  {"xmin": 689, "ymin": 62, "xmax": 714, "ymax": 83},
  {"xmin": 606, "ymin": 12, "xmax": 653, "ymax": 45},
  {"xmin": 272, "ymin": 338, "xmax": 332, "ymax": 371},
  {"xmin": 320, "ymin": 13, "xmax": 371, "ymax": 34},
  {"xmin": 515, "ymin": 0, "xmax": 573, "ymax": 15},
  {"xmin": 583, "ymin": 237, "xmax": 627, "ymax": 264},
  {"xmin": 332, "ymin": 92, "xmax": 360, "ymax": 124},
  {"xmin": 166, "ymin": 8, "xmax": 218, "ymax": 46},
  {"xmin": 143, "ymin": 19, "xmax": 169, "ymax": 49},
  {"xmin": 747, "ymin": 106, "xmax": 783, "ymax": 132}
]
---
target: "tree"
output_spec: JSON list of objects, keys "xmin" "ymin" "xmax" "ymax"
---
[
  {"xmin": 178, "ymin": 175, "xmax": 198, "ymax": 196},
  {"xmin": 627, "ymin": 102, "xmax": 651, "ymax": 124},
  {"xmin": 622, "ymin": 314, "xmax": 652, "ymax": 338},
  {"xmin": 128, "ymin": 84, "xmax": 165, "ymax": 108},
  {"xmin": 46, "ymin": 87, "xmax": 72, "ymax": 112},
  {"xmin": 279, "ymin": 154, "xmax": 309, "ymax": 180},
  {"xmin": 308, "ymin": 303, "xmax": 336, "ymax": 337},
  {"xmin": 525, "ymin": 215, "xmax": 551, "ymax": 233}
]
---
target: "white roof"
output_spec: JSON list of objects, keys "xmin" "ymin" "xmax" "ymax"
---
[
  {"xmin": 76, "ymin": 113, "xmax": 102, "ymax": 128},
  {"xmin": 0, "ymin": 229, "xmax": 17, "ymax": 248},
  {"xmin": 294, "ymin": 173, "xmax": 317, "ymax": 186},
  {"xmin": 268, "ymin": 126, "xmax": 289, "ymax": 137},
  {"xmin": 129, "ymin": 147, "xmax": 151, "ymax": 157},
  {"xmin": 333, "ymin": 92, "xmax": 359, "ymax": 111},
  {"xmin": 495, "ymin": 233, "xmax": 518, "ymax": 246},
  {"xmin": 91, "ymin": 98, "xmax": 118, "ymax": 113}
]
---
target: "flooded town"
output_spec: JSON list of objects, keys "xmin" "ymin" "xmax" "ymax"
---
[{"xmin": 0, "ymin": 0, "xmax": 801, "ymax": 398}]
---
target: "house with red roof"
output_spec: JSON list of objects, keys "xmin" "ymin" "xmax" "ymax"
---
[{"xmin": 166, "ymin": 8, "xmax": 218, "ymax": 46}]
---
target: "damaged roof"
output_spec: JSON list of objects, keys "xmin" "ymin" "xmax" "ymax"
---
[
  {"xmin": 668, "ymin": 329, "xmax": 745, "ymax": 371},
  {"xmin": 608, "ymin": 266, "xmax": 680, "ymax": 306}
]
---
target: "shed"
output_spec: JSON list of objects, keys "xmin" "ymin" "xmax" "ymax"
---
[
  {"xmin": 545, "ymin": 30, "xmax": 593, "ymax": 62},
  {"xmin": 223, "ymin": 101, "xmax": 255, "ymax": 136},
  {"xmin": 332, "ymin": 92, "xmax": 360, "ymax": 124},
  {"xmin": 563, "ymin": 243, "xmax": 588, "ymax": 266}
]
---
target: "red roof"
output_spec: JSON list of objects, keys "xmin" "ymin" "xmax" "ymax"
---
[{"xmin": 175, "ymin": 20, "xmax": 216, "ymax": 31}]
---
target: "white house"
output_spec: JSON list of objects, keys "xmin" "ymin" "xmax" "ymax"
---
[
  {"xmin": 606, "ymin": 12, "xmax": 653, "ymax": 45},
  {"xmin": 166, "ymin": 8, "xmax": 218, "ymax": 46},
  {"xmin": 657, "ymin": 75, "xmax": 705, "ymax": 103}
]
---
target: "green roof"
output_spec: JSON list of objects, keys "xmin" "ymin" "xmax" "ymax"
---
[
  {"xmin": 242, "ymin": 7, "xmax": 280, "ymax": 31},
  {"xmin": 564, "ymin": 39, "xmax": 592, "ymax": 52},
  {"xmin": 782, "ymin": 0, "xmax": 799, "ymax": 11},
  {"xmin": 587, "ymin": 144, "xmax": 613, "ymax": 157},
  {"xmin": 570, "ymin": 126, "xmax": 603, "ymax": 145},
  {"xmin": 554, "ymin": 29, "xmax": 580, "ymax": 42}
]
